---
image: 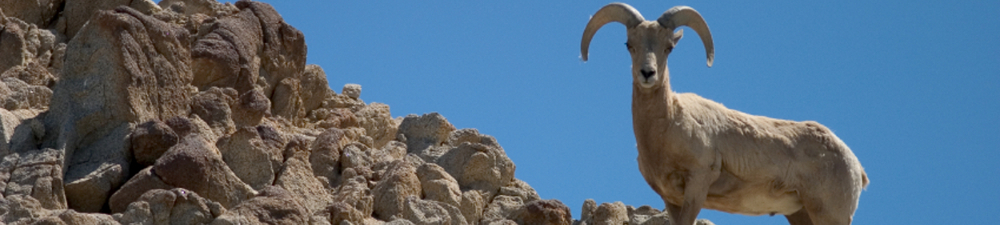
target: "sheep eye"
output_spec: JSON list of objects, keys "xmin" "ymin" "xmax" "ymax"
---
[{"xmin": 625, "ymin": 42, "xmax": 634, "ymax": 51}]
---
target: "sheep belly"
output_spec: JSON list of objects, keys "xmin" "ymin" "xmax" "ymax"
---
[{"xmin": 704, "ymin": 187, "xmax": 802, "ymax": 216}]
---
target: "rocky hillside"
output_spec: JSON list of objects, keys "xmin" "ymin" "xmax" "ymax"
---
[{"xmin": 0, "ymin": 0, "xmax": 715, "ymax": 224}]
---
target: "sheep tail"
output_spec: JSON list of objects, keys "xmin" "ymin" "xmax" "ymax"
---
[{"xmin": 861, "ymin": 171, "xmax": 870, "ymax": 190}]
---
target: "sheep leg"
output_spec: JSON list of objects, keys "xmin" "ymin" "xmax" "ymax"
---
[
  {"xmin": 665, "ymin": 202, "xmax": 682, "ymax": 225},
  {"xmin": 673, "ymin": 168, "xmax": 720, "ymax": 225},
  {"xmin": 784, "ymin": 208, "xmax": 814, "ymax": 225}
]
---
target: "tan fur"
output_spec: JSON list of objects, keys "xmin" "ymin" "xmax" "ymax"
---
[{"xmin": 581, "ymin": 4, "xmax": 868, "ymax": 225}]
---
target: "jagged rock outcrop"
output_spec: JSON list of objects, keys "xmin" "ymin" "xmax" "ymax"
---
[{"xmin": 0, "ymin": 0, "xmax": 718, "ymax": 224}]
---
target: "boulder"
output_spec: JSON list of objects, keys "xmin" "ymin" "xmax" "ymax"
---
[
  {"xmin": 327, "ymin": 201, "xmax": 365, "ymax": 225},
  {"xmin": 108, "ymin": 166, "xmax": 173, "ymax": 213},
  {"xmin": 274, "ymin": 142, "xmax": 333, "ymax": 215},
  {"xmin": 372, "ymin": 160, "xmax": 422, "ymax": 221},
  {"xmin": 310, "ymin": 128, "xmax": 346, "ymax": 184},
  {"xmin": 158, "ymin": 0, "xmax": 239, "ymax": 17},
  {"xmin": 234, "ymin": 0, "xmax": 306, "ymax": 97},
  {"xmin": 41, "ymin": 209, "xmax": 120, "ymax": 225},
  {"xmin": 130, "ymin": 119, "xmax": 179, "ymax": 167},
  {"xmin": 356, "ymin": 102, "xmax": 398, "ymax": 149},
  {"xmin": 0, "ymin": 0, "xmax": 64, "ymax": 27},
  {"xmin": 0, "ymin": 195, "xmax": 53, "ymax": 224},
  {"xmin": 153, "ymin": 134, "xmax": 256, "ymax": 209},
  {"xmin": 331, "ymin": 174, "xmax": 374, "ymax": 219},
  {"xmin": 272, "ymin": 77, "xmax": 305, "ymax": 121},
  {"xmin": 299, "ymin": 65, "xmax": 331, "ymax": 112},
  {"xmin": 459, "ymin": 190, "xmax": 486, "ymax": 225},
  {"xmin": 63, "ymin": 0, "xmax": 162, "ymax": 39},
  {"xmin": 115, "ymin": 188, "xmax": 224, "ymax": 225},
  {"xmin": 0, "ymin": 148, "xmax": 66, "ymax": 209},
  {"xmin": 499, "ymin": 178, "xmax": 541, "ymax": 203},
  {"xmin": 190, "ymin": 87, "xmax": 237, "ymax": 136},
  {"xmin": 0, "ymin": 108, "xmax": 43, "ymax": 156},
  {"xmin": 416, "ymin": 163, "xmax": 461, "ymax": 207},
  {"xmin": 1, "ymin": 71, "xmax": 54, "ymax": 111},
  {"xmin": 436, "ymin": 131, "xmax": 515, "ymax": 197},
  {"xmin": 189, "ymin": 5, "xmax": 261, "ymax": 92},
  {"xmin": 401, "ymin": 196, "xmax": 467, "ymax": 225},
  {"xmin": 481, "ymin": 195, "xmax": 523, "ymax": 224},
  {"xmin": 217, "ymin": 127, "xmax": 275, "ymax": 190},
  {"xmin": 627, "ymin": 205, "xmax": 661, "ymax": 225},
  {"xmin": 591, "ymin": 202, "xmax": 627, "ymax": 225},
  {"xmin": 398, "ymin": 113, "xmax": 455, "ymax": 156},
  {"xmin": 510, "ymin": 199, "xmax": 572, "ymax": 225},
  {"xmin": 232, "ymin": 89, "xmax": 270, "ymax": 127},
  {"xmin": 210, "ymin": 186, "xmax": 310, "ymax": 225}
]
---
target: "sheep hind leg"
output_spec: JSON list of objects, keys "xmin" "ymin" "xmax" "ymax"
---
[
  {"xmin": 784, "ymin": 208, "xmax": 813, "ymax": 225},
  {"xmin": 665, "ymin": 202, "xmax": 682, "ymax": 225},
  {"xmin": 798, "ymin": 189, "xmax": 857, "ymax": 225}
]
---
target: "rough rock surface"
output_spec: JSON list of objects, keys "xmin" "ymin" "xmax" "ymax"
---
[{"xmin": 0, "ymin": 1, "xmax": 718, "ymax": 225}]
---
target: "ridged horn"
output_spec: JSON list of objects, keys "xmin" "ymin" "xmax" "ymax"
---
[
  {"xmin": 581, "ymin": 3, "xmax": 645, "ymax": 61},
  {"xmin": 657, "ymin": 6, "xmax": 714, "ymax": 67}
]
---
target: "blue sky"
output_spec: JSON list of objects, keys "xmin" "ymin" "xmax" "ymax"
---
[{"xmin": 257, "ymin": 1, "xmax": 998, "ymax": 224}]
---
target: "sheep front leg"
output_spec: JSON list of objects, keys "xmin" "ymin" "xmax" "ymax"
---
[
  {"xmin": 672, "ymin": 152, "xmax": 723, "ymax": 225},
  {"xmin": 672, "ymin": 168, "xmax": 719, "ymax": 225}
]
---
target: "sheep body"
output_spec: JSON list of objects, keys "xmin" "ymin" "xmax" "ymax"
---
[
  {"xmin": 581, "ymin": 3, "xmax": 868, "ymax": 225},
  {"xmin": 635, "ymin": 92, "xmax": 867, "ymax": 216}
]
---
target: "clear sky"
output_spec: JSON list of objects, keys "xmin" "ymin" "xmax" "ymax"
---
[{"xmin": 256, "ymin": 0, "xmax": 998, "ymax": 224}]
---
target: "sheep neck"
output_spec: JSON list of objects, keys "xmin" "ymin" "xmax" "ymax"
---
[{"xmin": 631, "ymin": 78, "xmax": 676, "ymax": 156}]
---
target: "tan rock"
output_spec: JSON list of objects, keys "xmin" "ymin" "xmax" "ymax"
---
[
  {"xmin": 300, "ymin": 65, "xmax": 331, "ymax": 112},
  {"xmin": 189, "ymin": 8, "xmax": 261, "ymax": 92},
  {"xmin": 158, "ymin": 0, "xmax": 239, "ymax": 17},
  {"xmin": 436, "ymin": 139, "xmax": 515, "ymax": 198},
  {"xmin": 275, "ymin": 143, "xmax": 333, "ymax": 215},
  {"xmin": 342, "ymin": 84, "xmax": 361, "ymax": 99},
  {"xmin": 416, "ymin": 163, "xmax": 461, "ymax": 207},
  {"xmin": 510, "ymin": 199, "xmax": 572, "ymax": 225},
  {"xmin": 481, "ymin": 195, "xmax": 523, "ymax": 224},
  {"xmin": 332, "ymin": 174, "xmax": 374, "ymax": 218},
  {"xmin": 0, "ymin": 195, "xmax": 53, "ymax": 224},
  {"xmin": 218, "ymin": 127, "xmax": 274, "ymax": 190},
  {"xmin": 327, "ymin": 201, "xmax": 365, "ymax": 225},
  {"xmin": 234, "ymin": 0, "xmax": 306, "ymax": 97},
  {"xmin": 130, "ymin": 119, "xmax": 179, "ymax": 167},
  {"xmin": 356, "ymin": 103, "xmax": 398, "ymax": 149},
  {"xmin": 1, "ymin": 148, "xmax": 66, "ymax": 210},
  {"xmin": 0, "ymin": 0, "xmax": 64, "ymax": 27},
  {"xmin": 115, "ymin": 188, "xmax": 224, "ymax": 225},
  {"xmin": 310, "ymin": 128, "xmax": 346, "ymax": 184},
  {"xmin": 210, "ymin": 186, "xmax": 310, "ymax": 225},
  {"xmin": 190, "ymin": 87, "xmax": 237, "ymax": 135},
  {"xmin": 153, "ymin": 134, "xmax": 256, "ymax": 209},
  {"xmin": 232, "ymin": 89, "xmax": 270, "ymax": 127},
  {"xmin": 372, "ymin": 161, "xmax": 422, "ymax": 220},
  {"xmin": 499, "ymin": 178, "xmax": 541, "ymax": 203},
  {"xmin": 108, "ymin": 166, "xmax": 173, "ymax": 213},
  {"xmin": 591, "ymin": 202, "xmax": 627, "ymax": 225},
  {"xmin": 459, "ymin": 190, "xmax": 486, "ymax": 225},
  {"xmin": 398, "ymin": 113, "xmax": 455, "ymax": 156},
  {"xmin": 0, "ymin": 108, "xmax": 43, "ymax": 156},
  {"xmin": 401, "ymin": 196, "xmax": 467, "ymax": 225}
]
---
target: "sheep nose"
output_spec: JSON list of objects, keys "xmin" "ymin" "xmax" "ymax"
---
[{"xmin": 640, "ymin": 69, "xmax": 656, "ymax": 79}]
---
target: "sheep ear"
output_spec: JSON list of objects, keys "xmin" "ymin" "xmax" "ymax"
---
[{"xmin": 672, "ymin": 29, "xmax": 684, "ymax": 43}]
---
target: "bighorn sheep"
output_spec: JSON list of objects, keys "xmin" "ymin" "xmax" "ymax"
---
[{"xmin": 580, "ymin": 3, "xmax": 868, "ymax": 225}]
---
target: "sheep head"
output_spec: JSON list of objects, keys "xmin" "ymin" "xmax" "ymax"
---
[{"xmin": 581, "ymin": 3, "xmax": 714, "ymax": 90}]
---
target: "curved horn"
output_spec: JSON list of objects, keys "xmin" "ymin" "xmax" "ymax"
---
[
  {"xmin": 581, "ymin": 3, "xmax": 645, "ymax": 61},
  {"xmin": 657, "ymin": 6, "xmax": 714, "ymax": 67}
]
